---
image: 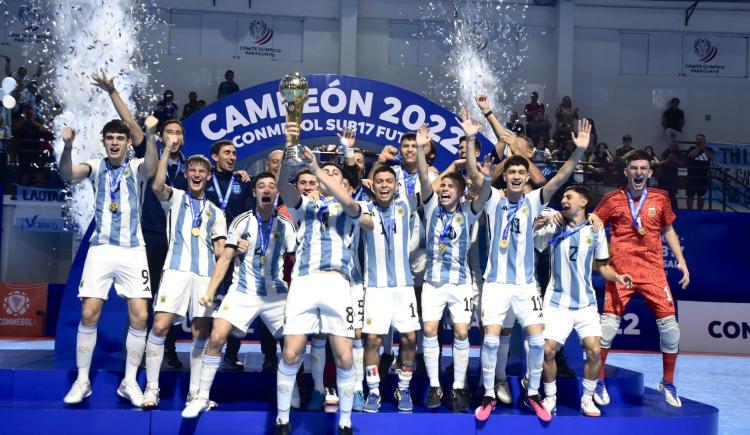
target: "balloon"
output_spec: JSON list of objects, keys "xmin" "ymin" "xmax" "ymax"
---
[
  {"xmin": 2, "ymin": 94, "xmax": 16, "ymax": 109},
  {"xmin": 1, "ymin": 77, "xmax": 16, "ymax": 94}
]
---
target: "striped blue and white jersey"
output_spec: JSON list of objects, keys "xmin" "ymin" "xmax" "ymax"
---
[
  {"xmin": 393, "ymin": 165, "xmax": 436, "ymax": 273},
  {"xmin": 483, "ymin": 187, "xmax": 547, "ymax": 285},
  {"xmin": 225, "ymin": 210, "xmax": 297, "ymax": 296},
  {"xmin": 536, "ymin": 223, "xmax": 609, "ymax": 310},
  {"xmin": 349, "ymin": 228, "xmax": 365, "ymax": 285},
  {"xmin": 86, "ymin": 157, "xmax": 147, "ymax": 247},
  {"xmin": 288, "ymin": 196, "xmax": 360, "ymax": 279},
  {"xmin": 361, "ymin": 198, "xmax": 415, "ymax": 288},
  {"xmin": 162, "ymin": 189, "xmax": 226, "ymax": 276},
  {"xmin": 423, "ymin": 194, "xmax": 481, "ymax": 285}
]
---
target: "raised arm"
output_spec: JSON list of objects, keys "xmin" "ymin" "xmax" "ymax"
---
[
  {"xmin": 369, "ymin": 144, "xmax": 399, "ymax": 179},
  {"xmin": 542, "ymin": 118, "xmax": 589, "ymax": 200},
  {"xmin": 304, "ymin": 148, "xmax": 361, "ymax": 218},
  {"xmin": 152, "ymin": 119, "xmax": 175, "ymax": 202},
  {"xmin": 58, "ymin": 127, "xmax": 91, "ymax": 183},
  {"xmin": 139, "ymin": 116, "xmax": 159, "ymax": 178},
  {"xmin": 459, "ymin": 107, "xmax": 483, "ymax": 188},
  {"xmin": 662, "ymin": 225, "xmax": 690, "ymax": 289},
  {"xmin": 277, "ymin": 123, "xmax": 302, "ymax": 208},
  {"xmin": 415, "ymin": 124, "xmax": 435, "ymax": 202},
  {"xmin": 474, "ymin": 93, "xmax": 507, "ymax": 156},
  {"xmin": 91, "ymin": 70, "xmax": 144, "ymax": 146}
]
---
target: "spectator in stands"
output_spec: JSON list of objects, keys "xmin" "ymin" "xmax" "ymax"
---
[
  {"xmin": 527, "ymin": 112, "xmax": 551, "ymax": 148},
  {"xmin": 505, "ymin": 111, "xmax": 525, "ymax": 135},
  {"xmin": 552, "ymin": 122, "xmax": 573, "ymax": 152},
  {"xmin": 587, "ymin": 119, "xmax": 599, "ymax": 153},
  {"xmin": 0, "ymin": 112, "xmax": 11, "ymax": 154},
  {"xmin": 11, "ymin": 104, "xmax": 49, "ymax": 171},
  {"xmin": 660, "ymin": 137, "xmax": 685, "ymax": 163},
  {"xmin": 662, "ymin": 98, "xmax": 685, "ymax": 144},
  {"xmin": 615, "ymin": 134, "xmax": 636, "ymax": 185},
  {"xmin": 657, "ymin": 149, "xmax": 681, "ymax": 210},
  {"xmin": 153, "ymin": 90, "xmax": 178, "ymax": 129},
  {"xmin": 197, "ymin": 100, "xmax": 207, "ymax": 110},
  {"xmin": 181, "ymin": 91, "xmax": 200, "ymax": 120},
  {"xmin": 644, "ymin": 146, "xmax": 661, "ymax": 166},
  {"xmin": 217, "ymin": 70, "xmax": 240, "ymax": 100},
  {"xmin": 531, "ymin": 137, "xmax": 552, "ymax": 164},
  {"xmin": 685, "ymin": 133, "xmax": 715, "ymax": 210},
  {"xmin": 586, "ymin": 142, "xmax": 613, "ymax": 198},
  {"xmin": 3, "ymin": 56, "xmax": 43, "ymax": 82},
  {"xmin": 554, "ymin": 96, "xmax": 579, "ymax": 131},
  {"xmin": 524, "ymin": 91, "xmax": 544, "ymax": 126}
]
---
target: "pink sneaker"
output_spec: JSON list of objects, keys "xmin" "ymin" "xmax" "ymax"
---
[
  {"xmin": 474, "ymin": 396, "xmax": 496, "ymax": 421},
  {"xmin": 524, "ymin": 394, "xmax": 552, "ymax": 422}
]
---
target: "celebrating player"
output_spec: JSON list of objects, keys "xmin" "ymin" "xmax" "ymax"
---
[
  {"xmin": 590, "ymin": 149, "xmax": 690, "ymax": 408},
  {"xmin": 59, "ymin": 117, "xmax": 158, "ymax": 406},
  {"xmin": 416, "ymin": 111, "xmax": 491, "ymax": 412},
  {"xmin": 535, "ymin": 186, "xmax": 632, "ymax": 417},
  {"xmin": 474, "ymin": 119, "xmax": 592, "ymax": 422}
]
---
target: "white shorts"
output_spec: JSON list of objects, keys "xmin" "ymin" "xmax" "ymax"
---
[
  {"xmin": 481, "ymin": 282, "xmax": 543, "ymax": 328},
  {"xmin": 422, "ymin": 281, "xmax": 473, "ymax": 325},
  {"xmin": 362, "ymin": 286, "xmax": 421, "ymax": 335},
  {"xmin": 78, "ymin": 244, "xmax": 152, "ymax": 300},
  {"xmin": 351, "ymin": 282, "xmax": 365, "ymax": 330},
  {"xmin": 284, "ymin": 272, "xmax": 354, "ymax": 338},
  {"xmin": 543, "ymin": 305, "xmax": 602, "ymax": 345},
  {"xmin": 214, "ymin": 290, "xmax": 286, "ymax": 336},
  {"xmin": 474, "ymin": 282, "xmax": 516, "ymax": 329},
  {"xmin": 154, "ymin": 269, "xmax": 213, "ymax": 322}
]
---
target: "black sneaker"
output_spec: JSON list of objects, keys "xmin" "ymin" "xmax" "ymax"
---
[
  {"xmin": 555, "ymin": 352, "xmax": 575, "ymax": 377},
  {"xmin": 262, "ymin": 356, "xmax": 278, "ymax": 373},
  {"xmin": 165, "ymin": 352, "xmax": 183, "ymax": 369},
  {"xmin": 337, "ymin": 425, "xmax": 354, "ymax": 435},
  {"xmin": 275, "ymin": 420, "xmax": 290, "ymax": 435},
  {"xmin": 426, "ymin": 386, "xmax": 442, "ymax": 408},
  {"xmin": 379, "ymin": 353, "xmax": 394, "ymax": 375},
  {"xmin": 452, "ymin": 388, "xmax": 469, "ymax": 413},
  {"xmin": 222, "ymin": 357, "xmax": 245, "ymax": 371}
]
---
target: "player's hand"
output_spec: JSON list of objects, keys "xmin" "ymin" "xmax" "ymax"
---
[
  {"xmin": 378, "ymin": 145, "xmax": 399, "ymax": 163},
  {"xmin": 617, "ymin": 274, "xmax": 633, "ymax": 289},
  {"xmin": 552, "ymin": 211, "xmax": 564, "ymax": 227},
  {"xmin": 285, "ymin": 122, "xmax": 300, "ymax": 145},
  {"xmin": 479, "ymin": 154, "xmax": 496, "ymax": 178},
  {"xmin": 303, "ymin": 147, "xmax": 319, "ymax": 170},
  {"xmin": 416, "ymin": 123, "xmax": 433, "ymax": 147},
  {"xmin": 452, "ymin": 158, "xmax": 466, "ymax": 171},
  {"xmin": 90, "ymin": 70, "xmax": 116, "ymax": 94},
  {"xmin": 533, "ymin": 215, "xmax": 550, "ymax": 232},
  {"xmin": 475, "ymin": 92, "xmax": 491, "ymax": 113},
  {"xmin": 361, "ymin": 178, "xmax": 373, "ymax": 190},
  {"xmin": 236, "ymin": 238, "xmax": 250, "ymax": 254},
  {"xmin": 199, "ymin": 293, "xmax": 215, "ymax": 308},
  {"xmin": 498, "ymin": 128, "xmax": 515, "ymax": 146},
  {"xmin": 588, "ymin": 213, "xmax": 603, "ymax": 232},
  {"xmin": 234, "ymin": 170, "xmax": 251, "ymax": 183},
  {"xmin": 337, "ymin": 127, "xmax": 356, "ymax": 148},
  {"xmin": 677, "ymin": 262, "xmax": 690, "ymax": 289},
  {"xmin": 307, "ymin": 190, "xmax": 321, "ymax": 202},
  {"xmin": 572, "ymin": 119, "xmax": 591, "ymax": 150},
  {"xmin": 144, "ymin": 115, "xmax": 159, "ymax": 133},
  {"xmin": 459, "ymin": 107, "xmax": 481, "ymax": 138},
  {"xmin": 61, "ymin": 127, "xmax": 75, "ymax": 146}
]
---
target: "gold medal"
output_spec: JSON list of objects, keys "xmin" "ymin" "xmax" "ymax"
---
[
  {"xmin": 638, "ymin": 227, "xmax": 646, "ymax": 236},
  {"xmin": 191, "ymin": 227, "xmax": 201, "ymax": 237},
  {"xmin": 109, "ymin": 201, "xmax": 119, "ymax": 212},
  {"xmin": 439, "ymin": 244, "xmax": 447, "ymax": 253},
  {"xmin": 260, "ymin": 255, "xmax": 266, "ymax": 265},
  {"xmin": 500, "ymin": 239, "xmax": 509, "ymax": 249}
]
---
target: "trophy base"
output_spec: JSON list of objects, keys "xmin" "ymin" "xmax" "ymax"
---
[{"xmin": 283, "ymin": 144, "xmax": 307, "ymax": 167}]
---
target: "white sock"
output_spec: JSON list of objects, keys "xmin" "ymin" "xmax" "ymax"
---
[
  {"xmin": 495, "ymin": 335, "xmax": 511, "ymax": 381},
  {"xmin": 397, "ymin": 366, "xmax": 413, "ymax": 391},
  {"xmin": 366, "ymin": 365, "xmax": 380, "ymax": 395},
  {"xmin": 337, "ymin": 367, "xmax": 355, "ymax": 428},
  {"xmin": 382, "ymin": 329, "xmax": 394, "ymax": 356},
  {"xmin": 582, "ymin": 378, "xmax": 597, "ymax": 399},
  {"xmin": 277, "ymin": 359, "xmax": 301, "ymax": 424},
  {"xmin": 198, "ymin": 354, "xmax": 221, "ymax": 400},
  {"xmin": 423, "ymin": 335, "xmax": 440, "ymax": 387},
  {"xmin": 190, "ymin": 338, "xmax": 207, "ymax": 395},
  {"xmin": 76, "ymin": 323, "xmax": 97, "ymax": 383},
  {"xmin": 310, "ymin": 338, "xmax": 327, "ymax": 392},
  {"xmin": 452, "ymin": 338, "xmax": 470, "ymax": 390},
  {"xmin": 526, "ymin": 334, "xmax": 545, "ymax": 396},
  {"xmin": 481, "ymin": 335, "xmax": 500, "ymax": 396},
  {"xmin": 145, "ymin": 331, "xmax": 166, "ymax": 386},
  {"xmin": 544, "ymin": 381, "xmax": 557, "ymax": 398},
  {"xmin": 125, "ymin": 327, "xmax": 147, "ymax": 383},
  {"xmin": 352, "ymin": 339, "xmax": 364, "ymax": 392}
]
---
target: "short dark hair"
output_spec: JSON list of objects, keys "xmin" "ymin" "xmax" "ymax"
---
[
  {"xmin": 101, "ymin": 119, "xmax": 131, "ymax": 140},
  {"xmin": 252, "ymin": 171, "xmax": 276, "ymax": 188},
  {"xmin": 210, "ymin": 140, "xmax": 234, "ymax": 156},
  {"xmin": 563, "ymin": 185, "xmax": 591, "ymax": 201},
  {"xmin": 293, "ymin": 168, "xmax": 315, "ymax": 184},
  {"xmin": 671, "ymin": 98, "xmax": 680, "ymax": 104},
  {"xmin": 503, "ymin": 155, "xmax": 530, "ymax": 173},
  {"xmin": 622, "ymin": 134, "xmax": 632, "ymax": 143},
  {"xmin": 441, "ymin": 171, "xmax": 466, "ymax": 193},
  {"xmin": 625, "ymin": 149, "xmax": 652, "ymax": 165},
  {"xmin": 372, "ymin": 165, "xmax": 397, "ymax": 180},
  {"xmin": 160, "ymin": 119, "xmax": 183, "ymax": 136},
  {"xmin": 399, "ymin": 132, "xmax": 416, "ymax": 144}
]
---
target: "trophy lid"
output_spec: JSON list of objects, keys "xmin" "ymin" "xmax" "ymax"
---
[{"xmin": 279, "ymin": 72, "xmax": 309, "ymax": 101}]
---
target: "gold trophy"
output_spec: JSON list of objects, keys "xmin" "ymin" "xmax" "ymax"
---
[{"xmin": 280, "ymin": 72, "xmax": 309, "ymax": 166}]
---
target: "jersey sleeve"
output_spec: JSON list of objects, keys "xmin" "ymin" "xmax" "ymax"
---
[
  {"xmin": 660, "ymin": 194, "xmax": 677, "ymax": 227},
  {"xmin": 211, "ymin": 208, "xmax": 228, "ymax": 241},
  {"xmin": 462, "ymin": 200, "xmax": 482, "ymax": 226},
  {"xmin": 131, "ymin": 158, "xmax": 147, "ymax": 183},
  {"xmin": 85, "ymin": 158, "xmax": 101, "ymax": 183},
  {"xmin": 287, "ymin": 195, "xmax": 312, "ymax": 223},
  {"xmin": 528, "ymin": 187, "xmax": 546, "ymax": 217},
  {"xmin": 594, "ymin": 228, "xmax": 610, "ymax": 261},
  {"xmin": 483, "ymin": 187, "xmax": 502, "ymax": 215},
  {"xmin": 593, "ymin": 194, "xmax": 615, "ymax": 226},
  {"xmin": 225, "ymin": 215, "xmax": 246, "ymax": 248},
  {"xmin": 424, "ymin": 192, "xmax": 439, "ymax": 219},
  {"xmin": 282, "ymin": 218, "xmax": 297, "ymax": 254},
  {"xmin": 163, "ymin": 188, "xmax": 181, "ymax": 212}
]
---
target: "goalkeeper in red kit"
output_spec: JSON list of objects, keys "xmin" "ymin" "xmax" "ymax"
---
[{"xmin": 589, "ymin": 149, "xmax": 690, "ymax": 408}]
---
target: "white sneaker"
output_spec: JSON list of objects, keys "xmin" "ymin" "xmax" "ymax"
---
[
  {"xmin": 494, "ymin": 380, "xmax": 512, "ymax": 405},
  {"xmin": 542, "ymin": 395, "xmax": 557, "ymax": 413},
  {"xmin": 325, "ymin": 387, "xmax": 340, "ymax": 406},
  {"xmin": 186, "ymin": 392, "xmax": 218, "ymax": 410},
  {"xmin": 117, "ymin": 380, "xmax": 144, "ymax": 408},
  {"xmin": 593, "ymin": 380, "xmax": 610, "ymax": 406},
  {"xmin": 182, "ymin": 396, "xmax": 210, "ymax": 418},
  {"xmin": 142, "ymin": 385, "xmax": 160, "ymax": 409},
  {"xmin": 63, "ymin": 380, "xmax": 92, "ymax": 404},
  {"xmin": 291, "ymin": 383, "xmax": 301, "ymax": 409},
  {"xmin": 657, "ymin": 381, "xmax": 682, "ymax": 408},
  {"xmin": 580, "ymin": 395, "xmax": 602, "ymax": 416}
]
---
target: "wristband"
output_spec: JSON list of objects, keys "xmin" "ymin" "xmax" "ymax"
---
[
  {"xmin": 483, "ymin": 111, "xmax": 493, "ymax": 118},
  {"xmin": 483, "ymin": 175, "xmax": 493, "ymax": 183},
  {"xmin": 465, "ymin": 136, "xmax": 476, "ymax": 141}
]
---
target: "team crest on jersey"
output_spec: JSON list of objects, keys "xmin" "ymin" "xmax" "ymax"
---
[
  {"xmin": 519, "ymin": 206, "xmax": 529, "ymax": 216},
  {"xmin": 123, "ymin": 167, "xmax": 131, "ymax": 178},
  {"xmin": 365, "ymin": 317, "xmax": 372, "ymax": 325},
  {"xmin": 160, "ymin": 295, "xmax": 167, "ymax": 303},
  {"xmin": 222, "ymin": 304, "xmax": 230, "ymax": 311},
  {"xmin": 272, "ymin": 231, "xmax": 280, "ymax": 240},
  {"xmin": 205, "ymin": 210, "xmax": 213, "ymax": 218},
  {"xmin": 586, "ymin": 237, "xmax": 593, "ymax": 245},
  {"xmin": 232, "ymin": 184, "xmax": 241, "ymax": 194},
  {"xmin": 455, "ymin": 215, "xmax": 463, "ymax": 225},
  {"xmin": 648, "ymin": 207, "xmax": 656, "ymax": 217}
]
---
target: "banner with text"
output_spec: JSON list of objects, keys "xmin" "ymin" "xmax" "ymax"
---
[
  {"xmin": 708, "ymin": 141, "xmax": 750, "ymax": 208},
  {"xmin": 0, "ymin": 282, "xmax": 47, "ymax": 337},
  {"xmin": 682, "ymin": 35, "xmax": 747, "ymax": 78},
  {"xmin": 678, "ymin": 301, "xmax": 750, "ymax": 355},
  {"xmin": 181, "ymin": 74, "xmax": 494, "ymax": 171}
]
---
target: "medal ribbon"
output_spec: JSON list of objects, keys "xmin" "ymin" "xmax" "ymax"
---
[
  {"xmin": 187, "ymin": 194, "xmax": 205, "ymax": 231},
  {"xmin": 160, "ymin": 149, "xmax": 184, "ymax": 186},
  {"xmin": 256, "ymin": 212, "xmax": 275, "ymax": 260},
  {"xmin": 438, "ymin": 205, "xmax": 458, "ymax": 246},
  {"xmin": 317, "ymin": 197, "xmax": 337, "ymax": 222},
  {"xmin": 626, "ymin": 187, "xmax": 648, "ymax": 232},
  {"xmin": 376, "ymin": 204, "xmax": 395, "ymax": 249},
  {"xmin": 548, "ymin": 221, "xmax": 587, "ymax": 247},
  {"xmin": 404, "ymin": 171, "xmax": 417, "ymax": 196},
  {"xmin": 501, "ymin": 195, "xmax": 524, "ymax": 244},
  {"xmin": 105, "ymin": 158, "xmax": 129, "ymax": 205},
  {"xmin": 212, "ymin": 173, "xmax": 236, "ymax": 211}
]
